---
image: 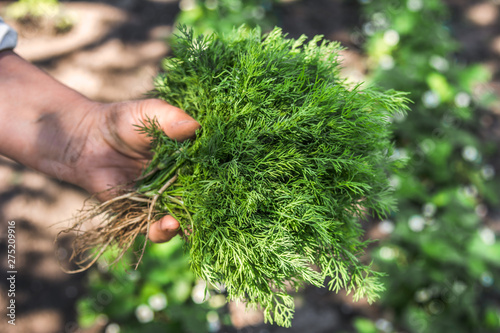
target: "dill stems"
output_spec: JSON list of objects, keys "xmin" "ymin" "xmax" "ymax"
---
[{"xmin": 73, "ymin": 26, "xmax": 408, "ymax": 327}]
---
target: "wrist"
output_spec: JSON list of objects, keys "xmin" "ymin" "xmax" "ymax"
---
[{"xmin": 0, "ymin": 51, "xmax": 98, "ymax": 183}]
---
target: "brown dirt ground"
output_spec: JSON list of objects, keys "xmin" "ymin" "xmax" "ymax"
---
[{"xmin": 0, "ymin": 1, "xmax": 498, "ymax": 333}]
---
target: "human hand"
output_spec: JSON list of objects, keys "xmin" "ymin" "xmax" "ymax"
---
[
  {"xmin": 0, "ymin": 50, "xmax": 199, "ymax": 244},
  {"xmin": 59, "ymin": 99, "xmax": 200, "ymax": 243}
]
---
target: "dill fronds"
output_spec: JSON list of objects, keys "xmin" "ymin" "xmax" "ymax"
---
[{"xmin": 65, "ymin": 26, "xmax": 409, "ymax": 327}]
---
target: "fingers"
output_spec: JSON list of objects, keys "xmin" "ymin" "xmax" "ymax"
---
[{"xmin": 148, "ymin": 215, "xmax": 181, "ymax": 243}]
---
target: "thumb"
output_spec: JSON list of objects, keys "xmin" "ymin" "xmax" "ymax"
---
[
  {"xmin": 138, "ymin": 99, "xmax": 200, "ymax": 143},
  {"xmin": 104, "ymin": 99, "xmax": 200, "ymax": 158}
]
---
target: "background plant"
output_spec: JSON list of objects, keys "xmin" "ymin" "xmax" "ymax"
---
[
  {"xmin": 5, "ymin": 0, "xmax": 59, "ymax": 20},
  {"xmin": 4, "ymin": 0, "xmax": 73, "ymax": 34},
  {"xmin": 353, "ymin": 0, "xmax": 500, "ymax": 332},
  {"xmin": 77, "ymin": 237, "xmax": 228, "ymax": 333},
  {"xmin": 175, "ymin": 0, "xmax": 278, "ymax": 35}
]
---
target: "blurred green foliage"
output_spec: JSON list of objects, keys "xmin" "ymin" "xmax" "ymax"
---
[
  {"xmin": 77, "ymin": 237, "xmax": 227, "ymax": 333},
  {"xmin": 4, "ymin": 0, "xmax": 74, "ymax": 34},
  {"xmin": 5, "ymin": 0, "xmax": 60, "ymax": 20},
  {"xmin": 357, "ymin": 0, "xmax": 500, "ymax": 332},
  {"xmin": 354, "ymin": 317, "xmax": 378, "ymax": 333},
  {"xmin": 175, "ymin": 0, "xmax": 278, "ymax": 35}
]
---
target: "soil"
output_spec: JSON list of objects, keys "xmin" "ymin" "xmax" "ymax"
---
[{"xmin": 0, "ymin": 1, "xmax": 498, "ymax": 333}]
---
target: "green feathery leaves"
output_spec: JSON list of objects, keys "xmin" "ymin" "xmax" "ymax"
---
[{"xmin": 137, "ymin": 25, "xmax": 409, "ymax": 327}]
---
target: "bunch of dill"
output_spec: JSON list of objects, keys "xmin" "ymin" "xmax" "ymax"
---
[
  {"xmin": 140, "ymin": 26, "xmax": 409, "ymax": 325},
  {"xmin": 69, "ymin": 26, "xmax": 408, "ymax": 327}
]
